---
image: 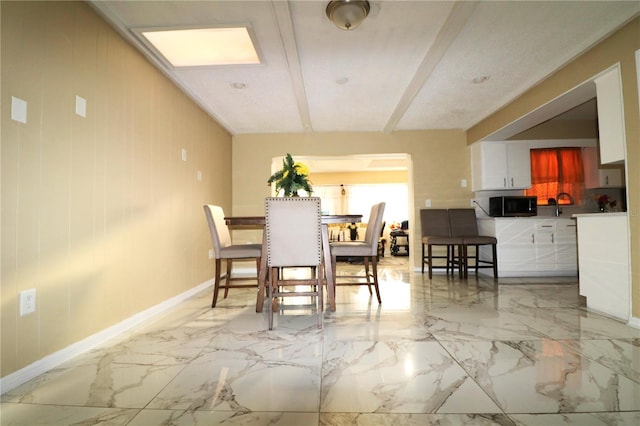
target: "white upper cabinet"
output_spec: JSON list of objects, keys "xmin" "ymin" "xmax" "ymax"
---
[
  {"xmin": 594, "ymin": 66, "xmax": 626, "ymax": 164},
  {"xmin": 471, "ymin": 141, "xmax": 531, "ymax": 191},
  {"xmin": 582, "ymin": 146, "xmax": 624, "ymax": 188}
]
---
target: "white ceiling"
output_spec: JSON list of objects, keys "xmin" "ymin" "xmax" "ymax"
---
[{"xmin": 90, "ymin": 1, "xmax": 639, "ymax": 136}]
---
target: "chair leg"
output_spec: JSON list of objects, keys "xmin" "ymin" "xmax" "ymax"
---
[
  {"xmin": 428, "ymin": 244, "xmax": 433, "ymax": 279},
  {"xmin": 370, "ymin": 256, "xmax": 381, "ymax": 304},
  {"xmin": 474, "ymin": 245, "xmax": 480, "ymax": 275},
  {"xmin": 462, "ymin": 244, "xmax": 469, "ymax": 279},
  {"xmin": 421, "ymin": 243, "xmax": 426, "ymax": 273},
  {"xmin": 212, "ymin": 258, "xmax": 223, "ymax": 308},
  {"xmin": 363, "ymin": 257, "xmax": 373, "ymax": 295},
  {"xmin": 317, "ymin": 265, "xmax": 324, "ymax": 313},
  {"xmin": 224, "ymin": 259, "xmax": 232, "ymax": 299},
  {"xmin": 268, "ymin": 267, "xmax": 276, "ymax": 330},
  {"xmin": 317, "ymin": 268, "xmax": 324, "ymax": 329},
  {"xmin": 492, "ymin": 243, "xmax": 498, "ymax": 278}
]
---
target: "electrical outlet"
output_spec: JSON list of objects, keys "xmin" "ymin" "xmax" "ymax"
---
[
  {"xmin": 461, "ymin": 179, "xmax": 467, "ymax": 188},
  {"xmin": 425, "ymin": 199, "xmax": 431, "ymax": 207},
  {"xmin": 208, "ymin": 249, "xmax": 214, "ymax": 259},
  {"xmin": 19, "ymin": 289, "xmax": 36, "ymax": 316},
  {"xmin": 471, "ymin": 199, "xmax": 476, "ymax": 207},
  {"xmin": 181, "ymin": 148, "xmax": 187, "ymax": 161}
]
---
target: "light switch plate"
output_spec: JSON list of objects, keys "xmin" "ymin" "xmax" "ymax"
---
[
  {"xmin": 11, "ymin": 96, "xmax": 27, "ymax": 123},
  {"xmin": 425, "ymin": 199, "xmax": 431, "ymax": 207},
  {"xmin": 461, "ymin": 179, "xmax": 467, "ymax": 188},
  {"xmin": 75, "ymin": 95, "xmax": 87, "ymax": 117},
  {"xmin": 181, "ymin": 148, "xmax": 187, "ymax": 161}
]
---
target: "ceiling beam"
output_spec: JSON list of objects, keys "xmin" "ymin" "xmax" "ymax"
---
[
  {"xmin": 272, "ymin": 0, "xmax": 313, "ymax": 132},
  {"xmin": 383, "ymin": 1, "xmax": 478, "ymax": 133}
]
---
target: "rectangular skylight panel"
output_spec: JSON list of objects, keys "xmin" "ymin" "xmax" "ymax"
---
[{"xmin": 142, "ymin": 27, "xmax": 260, "ymax": 67}]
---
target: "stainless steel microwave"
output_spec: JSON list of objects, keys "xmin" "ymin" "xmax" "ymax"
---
[{"xmin": 489, "ymin": 196, "xmax": 537, "ymax": 217}]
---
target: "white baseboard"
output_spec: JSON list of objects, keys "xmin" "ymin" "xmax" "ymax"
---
[
  {"xmin": 0, "ymin": 279, "xmax": 213, "ymax": 395},
  {"xmin": 627, "ymin": 315, "xmax": 640, "ymax": 330}
]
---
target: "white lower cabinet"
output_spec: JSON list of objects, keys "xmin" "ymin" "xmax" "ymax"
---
[{"xmin": 477, "ymin": 218, "xmax": 577, "ymax": 276}]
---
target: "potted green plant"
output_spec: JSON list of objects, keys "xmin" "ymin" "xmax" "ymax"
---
[{"xmin": 267, "ymin": 153, "xmax": 313, "ymax": 197}]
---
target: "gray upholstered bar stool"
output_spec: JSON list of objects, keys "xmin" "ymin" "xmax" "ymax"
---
[
  {"xmin": 420, "ymin": 209, "xmax": 464, "ymax": 279},
  {"xmin": 448, "ymin": 208, "xmax": 498, "ymax": 279}
]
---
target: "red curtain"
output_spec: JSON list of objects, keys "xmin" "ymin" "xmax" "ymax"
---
[{"xmin": 525, "ymin": 148, "xmax": 584, "ymax": 205}]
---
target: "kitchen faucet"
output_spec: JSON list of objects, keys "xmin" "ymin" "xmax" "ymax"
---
[{"xmin": 555, "ymin": 192, "xmax": 574, "ymax": 216}]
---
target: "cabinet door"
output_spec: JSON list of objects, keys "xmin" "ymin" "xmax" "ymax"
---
[
  {"xmin": 583, "ymin": 146, "xmax": 624, "ymax": 188},
  {"xmin": 595, "ymin": 67, "xmax": 626, "ymax": 164},
  {"xmin": 507, "ymin": 143, "xmax": 532, "ymax": 189},
  {"xmin": 534, "ymin": 220, "xmax": 556, "ymax": 271},
  {"xmin": 495, "ymin": 220, "xmax": 536, "ymax": 271},
  {"xmin": 555, "ymin": 219, "xmax": 577, "ymax": 271},
  {"xmin": 471, "ymin": 142, "xmax": 531, "ymax": 190},
  {"xmin": 472, "ymin": 142, "xmax": 508, "ymax": 190}
]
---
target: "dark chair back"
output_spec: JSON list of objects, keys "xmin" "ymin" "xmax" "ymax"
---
[
  {"xmin": 420, "ymin": 209, "xmax": 451, "ymax": 237},
  {"xmin": 448, "ymin": 208, "xmax": 480, "ymax": 237}
]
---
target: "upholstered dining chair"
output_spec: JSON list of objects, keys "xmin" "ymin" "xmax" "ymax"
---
[
  {"xmin": 264, "ymin": 197, "xmax": 324, "ymax": 330},
  {"xmin": 420, "ymin": 209, "xmax": 464, "ymax": 279},
  {"xmin": 204, "ymin": 205, "xmax": 262, "ymax": 308},
  {"xmin": 330, "ymin": 202, "xmax": 386, "ymax": 304},
  {"xmin": 448, "ymin": 208, "xmax": 498, "ymax": 279}
]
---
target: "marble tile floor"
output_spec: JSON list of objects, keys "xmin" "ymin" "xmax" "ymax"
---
[{"xmin": 2, "ymin": 258, "xmax": 640, "ymax": 426}]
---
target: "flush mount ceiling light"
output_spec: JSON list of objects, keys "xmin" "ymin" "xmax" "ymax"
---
[
  {"xmin": 140, "ymin": 27, "xmax": 260, "ymax": 67},
  {"xmin": 326, "ymin": 0, "xmax": 370, "ymax": 31}
]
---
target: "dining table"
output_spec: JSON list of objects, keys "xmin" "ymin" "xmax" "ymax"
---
[{"xmin": 225, "ymin": 214, "xmax": 363, "ymax": 312}]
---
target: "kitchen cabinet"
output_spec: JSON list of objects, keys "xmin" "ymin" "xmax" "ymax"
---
[
  {"xmin": 594, "ymin": 67, "xmax": 626, "ymax": 164},
  {"xmin": 574, "ymin": 213, "xmax": 630, "ymax": 322},
  {"xmin": 477, "ymin": 218, "xmax": 577, "ymax": 276},
  {"xmin": 471, "ymin": 141, "xmax": 531, "ymax": 191},
  {"xmin": 582, "ymin": 146, "xmax": 624, "ymax": 188}
]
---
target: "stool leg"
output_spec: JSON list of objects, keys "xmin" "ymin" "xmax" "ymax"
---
[
  {"xmin": 428, "ymin": 244, "xmax": 433, "ymax": 279},
  {"xmin": 462, "ymin": 244, "xmax": 469, "ymax": 279},
  {"xmin": 492, "ymin": 243, "xmax": 498, "ymax": 278}
]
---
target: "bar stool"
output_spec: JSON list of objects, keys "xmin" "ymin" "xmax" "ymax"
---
[
  {"xmin": 448, "ymin": 208, "xmax": 498, "ymax": 279},
  {"xmin": 420, "ymin": 209, "xmax": 463, "ymax": 279}
]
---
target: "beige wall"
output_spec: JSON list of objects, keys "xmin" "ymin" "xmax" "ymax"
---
[
  {"xmin": 311, "ymin": 170, "xmax": 408, "ymax": 185},
  {"xmin": 510, "ymin": 119, "xmax": 599, "ymax": 140},
  {"xmin": 1, "ymin": 1, "xmax": 231, "ymax": 377},
  {"xmin": 232, "ymin": 131, "xmax": 471, "ymax": 264},
  {"xmin": 468, "ymin": 17, "xmax": 640, "ymax": 318}
]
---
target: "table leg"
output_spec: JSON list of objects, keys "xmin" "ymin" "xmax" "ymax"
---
[
  {"xmin": 256, "ymin": 229, "xmax": 268, "ymax": 313},
  {"xmin": 321, "ymin": 223, "xmax": 336, "ymax": 311}
]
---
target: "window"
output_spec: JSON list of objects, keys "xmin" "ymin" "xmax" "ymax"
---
[
  {"xmin": 314, "ymin": 184, "xmax": 408, "ymax": 222},
  {"xmin": 525, "ymin": 148, "xmax": 584, "ymax": 205}
]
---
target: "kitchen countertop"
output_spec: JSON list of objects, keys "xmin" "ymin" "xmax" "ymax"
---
[
  {"xmin": 477, "ymin": 216, "xmax": 577, "ymax": 219},
  {"xmin": 572, "ymin": 212, "xmax": 627, "ymax": 218}
]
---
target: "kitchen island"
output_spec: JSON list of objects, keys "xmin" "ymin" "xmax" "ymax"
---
[
  {"xmin": 477, "ymin": 217, "xmax": 578, "ymax": 277},
  {"xmin": 573, "ymin": 212, "xmax": 631, "ymax": 322}
]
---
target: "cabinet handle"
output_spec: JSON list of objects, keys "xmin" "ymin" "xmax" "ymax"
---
[
  {"xmin": 566, "ymin": 224, "xmax": 576, "ymax": 228},
  {"xmin": 504, "ymin": 177, "xmax": 507, "ymax": 187},
  {"xmin": 541, "ymin": 225, "xmax": 553, "ymax": 228},
  {"xmin": 511, "ymin": 177, "xmax": 514, "ymax": 187},
  {"xmin": 605, "ymin": 175, "xmax": 609, "ymax": 185},
  {"xmin": 531, "ymin": 234, "xmax": 535, "ymax": 244},
  {"xmin": 551, "ymin": 233, "xmax": 555, "ymax": 244}
]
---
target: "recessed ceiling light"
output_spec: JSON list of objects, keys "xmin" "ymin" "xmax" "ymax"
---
[
  {"xmin": 472, "ymin": 75, "xmax": 489, "ymax": 84},
  {"xmin": 141, "ymin": 27, "xmax": 260, "ymax": 67},
  {"xmin": 336, "ymin": 77, "xmax": 349, "ymax": 85},
  {"xmin": 231, "ymin": 82, "xmax": 247, "ymax": 89}
]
